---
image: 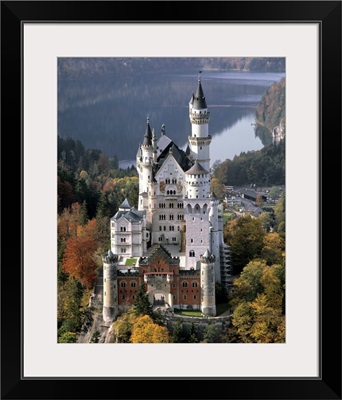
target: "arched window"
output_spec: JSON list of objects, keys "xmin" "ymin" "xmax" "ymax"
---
[
  {"xmin": 130, "ymin": 282, "xmax": 136, "ymax": 288},
  {"xmin": 189, "ymin": 250, "xmax": 195, "ymax": 257},
  {"xmin": 120, "ymin": 282, "xmax": 126, "ymax": 288},
  {"xmin": 182, "ymin": 281, "xmax": 188, "ymax": 288},
  {"xmin": 192, "ymin": 282, "xmax": 198, "ymax": 288}
]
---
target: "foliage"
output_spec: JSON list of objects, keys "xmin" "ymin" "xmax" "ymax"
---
[
  {"xmin": 112, "ymin": 309, "xmax": 136, "ymax": 343},
  {"xmin": 172, "ymin": 319, "xmax": 188, "ymax": 343},
  {"xmin": 90, "ymin": 330, "xmax": 101, "ymax": 343},
  {"xmin": 213, "ymin": 140, "xmax": 285, "ymax": 187},
  {"xmin": 62, "ymin": 221, "xmax": 98, "ymax": 289},
  {"xmin": 132, "ymin": 284, "xmax": 153, "ymax": 318},
  {"xmin": 58, "ymin": 332, "xmax": 77, "ymax": 343},
  {"xmin": 224, "ymin": 215, "xmax": 266, "ymax": 275},
  {"xmin": 131, "ymin": 315, "xmax": 170, "ymax": 343},
  {"xmin": 261, "ymin": 232, "xmax": 285, "ymax": 266},
  {"xmin": 255, "ymin": 77, "xmax": 285, "ymax": 139},
  {"xmin": 274, "ymin": 192, "xmax": 285, "ymax": 237},
  {"xmin": 203, "ymin": 324, "xmax": 222, "ymax": 343},
  {"xmin": 229, "ymin": 261, "xmax": 285, "ymax": 343}
]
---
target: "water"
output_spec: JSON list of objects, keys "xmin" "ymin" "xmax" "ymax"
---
[{"xmin": 58, "ymin": 70, "xmax": 285, "ymax": 167}]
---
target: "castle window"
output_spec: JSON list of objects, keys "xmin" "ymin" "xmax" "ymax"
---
[
  {"xmin": 121, "ymin": 237, "xmax": 126, "ymax": 243},
  {"xmin": 173, "ymin": 295, "xmax": 176, "ymax": 300},
  {"xmin": 172, "ymin": 283, "xmax": 176, "ymax": 288},
  {"xmin": 182, "ymin": 281, "xmax": 188, "ymax": 288},
  {"xmin": 192, "ymin": 282, "xmax": 198, "ymax": 288},
  {"xmin": 122, "ymin": 294, "xmax": 125, "ymax": 300},
  {"xmin": 132, "ymin": 295, "xmax": 135, "ymax": 300},
  {"xmin": 200, "ymin": 146, "xmax": 202, "ymax": 150},
  {"xmin": 120, "ymin": 227, "xmax": 126, "ymax": 232},
  {"xmin": 177, "ymin": 226, "xmax": 180, "ymax": 231},
  {"xmin": 167, "ymin": 190, "xmax": 169, "ymax": 195},
  {"xmin": 159, "ymin": 226, "xmax": 162, "ymax": 231},
  {"xmin": 183, "ymin": 294, "xmax": 187, "ymax": 300},
  {"xmin": 193, "ymin": 295, "xmax": 197, "ymax": 300},
  {"xmin": 190, "ymin": 239, "xmax": 193, "ymax": 243},
  {"xmin": 172, "ymin": 237, "xmax": 176, "ymax": 242},
  {"xmin": 164, "ymin": 226, "xmax": 166, "ymax": 231},
  {"xmin": 189, "ymin": 250, "xmax": 195, "ymax": 257},
  {"xmin": 159, "ymin": 236, "xmax": 163, "ymax": 242},
  {"xmin": 121, "ymin": 248, "xmax": 126, "ymax": 253},
  {"xmin": 120, "ymin": 282, "xmax": 126, "ymax": 288},
  {"xmin": 131, "ymin": 282, "xmax": 136, "ymax": 288},
  {"xmin": 169, "ymin": 214, "xmax": 174, "ymax": 220},
  {"xmin": 169, "ymin": 226, "xmax": 174, "ymax": 231}
]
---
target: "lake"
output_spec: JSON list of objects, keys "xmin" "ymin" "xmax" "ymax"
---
[{"xmin": 58, "ymin": 70, "xmax": 285, "ymax": 168}]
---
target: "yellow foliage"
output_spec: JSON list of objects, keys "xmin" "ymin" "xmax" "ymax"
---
[{"xmin": 131, "ymin": 315, "xmax": 170, "ymax": 343}]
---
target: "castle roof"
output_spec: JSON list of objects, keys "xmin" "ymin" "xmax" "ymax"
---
[
  {"xmin": 154, "ymin": 141, "xmax": 192, "ymax": 175},
  {"xmin": 111, "ymin": 207, "xmax": 145, "ymax": 223},
  {"xmin": 142, "ymin": 117, "xmax": 152, "ymax": 146},
  {"xmin": 185, "ymin": 160, "xmax": 209, "ymax": 175},
  {"xmin": 192, "ymin": 78, "xmax": 207, "ymax": 110},
  {"xmin": 119, "ymin": 198, "xmax": 131, "ymax": 210}
]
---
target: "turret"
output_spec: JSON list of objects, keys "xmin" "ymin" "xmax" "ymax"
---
[
  {"xmin": 102, "ymin": 250, "xmax": 118, "ymax": 322},
  {"xmin": 184, "ymin": 160, "xmax": 211, "ymax": 269},
  {"xmin": 137, "ymin": 117, "xmax": 154, "ymax": 211},
  {"xmin": 200, "ymin": 249, "xmax": 216, "ymax": 316},
  {"xmin": 188, "ymin": 75, "xmax": 211, "ymax": 172}
]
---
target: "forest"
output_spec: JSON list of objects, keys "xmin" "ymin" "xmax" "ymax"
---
[
  {"xmin": 213, "ymin": 77, "xmax": 285, "ymax": 186},
  {"xmin": 58, "ymin": 57, "xmax": 285, "ymax": 80}
]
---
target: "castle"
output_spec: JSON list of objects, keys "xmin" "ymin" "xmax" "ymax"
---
[{"xmin": 102, "ymin": 76, "xmax": 232, "ymax": 322}]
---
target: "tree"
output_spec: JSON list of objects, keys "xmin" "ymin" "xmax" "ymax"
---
[
  {"xmin": 210, "ymin": 177, "xmax": 226, "ymax": 199},
  {"xmin": 58, "ymin": 332, "xmax": 77, "ymax": 343},
  {"xmin": 224, "ymin": 215, "xmax": 265, "ymax": 275},
  {"xmin": 258, "ymin": 211, "xmax": 273, "ymax": 232},
  {"xmin": 255, "ymin": 194, "xmax": 264, "ymax": 207},
  {"xmin": 133, "ymin": 284, "xmax": 153, "ymax": 318},
  {"xmin": 230, "ymin": 261, "xmax": 285, "ymax": 343},
  {"xmin": 261, "ymin": 232, "xmax": 285, "ymax": 266},
  {"xmin": 131, "ymin": 315, "xmax": 170, "ymax": 343},
  {"xmin": 62, "ymin": 235, "xmax": 98, "ymax": 289},
  {"xmin": 274, "ymin": 192, "xmax": 285, "ymax": 237},
  {"xmin": 112, "ymin": 310, "xmax": 135, "ymax": 343},
  {"xmin": 172, "ymin": 319, "xmax": 187, "ymax": 343},
  {"xmin": 203, "ymin": 324, "xmax": 221, "ymax": 343},
  {"xmin": 188, "ymin": 321, "xmax": 199, "ymax": 343}
]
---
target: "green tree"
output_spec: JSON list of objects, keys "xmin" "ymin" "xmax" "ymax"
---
[
  {"xmin": 274, "ymin": 192, "xmax": 285, "ymax": 237},
  {"xmin": 172, "ymin": 319, "xmax": 187, "ymax": 343},
  {"xmin": 224, "ymin": 215, "xmax": 265, "ymax": 275},
  {"xmin": 261, "ymin": 232, "xmax": 285, "ymax": 266},
  {"xmin": 203, "ymin": 324, "xmax": 221, "ymax": 343},
  {"xmin": 58, "ymin": 332, "xmax": 77, "ymax": 343},
  {"xmin": 188, "ymin": 322, "xmax": 199, "ymax": 343},
  {"xmin": 133, "ymin": 284, "xmax": 153, "ymax": 318}
]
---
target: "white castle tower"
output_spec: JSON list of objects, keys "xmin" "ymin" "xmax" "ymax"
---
[
  {"xmin": 184, "ymin": 160, "xmax": 211, "ymax": 269},
  {"xmin": 102, "ymin": 250, "xmax": 118, "ymax": 322},
  {"xmin": 200, "ymin": 249, "xmax": 216, "ymax": 316},
  {"xmin": 137, "ymin": 117, "xmax": 154, "ymax": 212},
  {"xmin": 188, "ymin": 74, "xmax": 211, "ymax": 173}
]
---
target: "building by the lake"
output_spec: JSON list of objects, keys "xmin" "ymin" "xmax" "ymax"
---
[{"xmin": 102, "ymin": 76, "xmax": 232, "ymax": 321}]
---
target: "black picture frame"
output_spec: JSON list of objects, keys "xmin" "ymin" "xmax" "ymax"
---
[{"xmin": 1, "ymin": 1, "xmax": 341, "ymax": 399}]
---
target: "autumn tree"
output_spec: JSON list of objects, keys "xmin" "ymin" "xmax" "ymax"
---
[
  {"xmin": 62, "ymin": 220, "xmax": 98, "ymax": 289},
  {"xmin": 210, "ymin": 177, "xmax": 226, "ymax": 200},
  {"xmin": 112, "ymin": 309, "xmax": 136, "ymax": 343},
  {"xmin": 229, "ymin": 260, "xmax": 285, "ymax": 343},
  {"xmin": 261, "ymin": 232, "xmax": 285, "ymax": 266},
  {"xmin": 131, "ymin": 315, "xmax": 170, "ymax": 343},
  {"xmin": 274, "ymin": 192, "xmax": 285, "ymax": 237},
  {"xmin": 224, "ymin": 215, "xmax": 265, "ymax": 275}
]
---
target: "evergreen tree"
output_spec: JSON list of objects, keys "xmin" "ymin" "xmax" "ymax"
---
[{"xmin": 133, "ymin": 284, "xmax": 153, "ymax": 317}]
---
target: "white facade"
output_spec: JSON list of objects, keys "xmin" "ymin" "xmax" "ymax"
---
[{"xmin": 133, "ymin": 77, "xmax": 231, "ymax": 284}]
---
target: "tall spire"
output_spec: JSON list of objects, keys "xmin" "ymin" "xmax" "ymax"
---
[
  {"xmin": 142, "ymin": 116, "xmax": 152, "ymax": 146},
  {"xmin": 193, "ymin": 72, "xmax": 207, "ymax": 110}
]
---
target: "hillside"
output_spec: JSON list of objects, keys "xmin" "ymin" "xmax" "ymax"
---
[{"xmin": 58, "ymin": 57, "xmax": 285, "ymax": 80}]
